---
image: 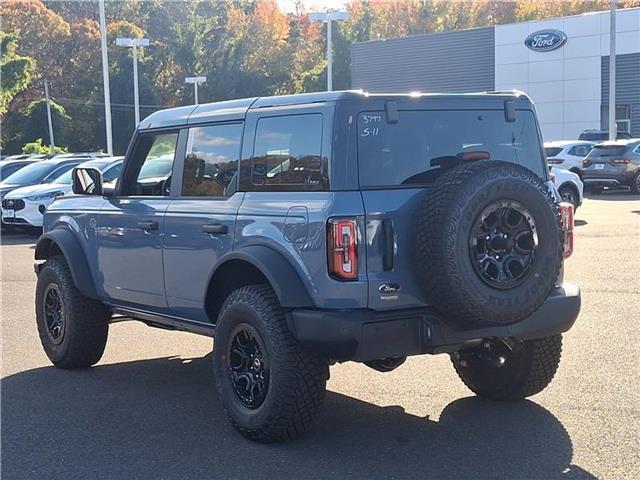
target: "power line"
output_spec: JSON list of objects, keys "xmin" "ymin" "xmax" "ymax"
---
[{"xmin": 53, "ymin": 97, "xmax": 173, "ymax": 109}]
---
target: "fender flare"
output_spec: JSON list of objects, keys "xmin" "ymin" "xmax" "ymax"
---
[
  {"xmin": 35, "ymin": 229, "xmax": 99, "ymax": 300},
  {"xmin": 212, "ymin": 245, "xmax": 315, "ymax": 308}
]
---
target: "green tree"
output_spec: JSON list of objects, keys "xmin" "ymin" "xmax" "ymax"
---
[
  {"xmin": 0, "ymin": 31, "xmax": 36, "ymax": 116},
  {"xmin": 21, "ymin": 137, "xmax": 66, "ymax": 154},
  {"xmin": 18, "ymin": 99, "xmax": 72, "ymax": 150}
]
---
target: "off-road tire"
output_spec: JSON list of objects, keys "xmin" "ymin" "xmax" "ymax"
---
[
  {"xmin": 415, "ymin": 161, "xmax": 563, "ymax": 329},
  {"xmin": 452, "ymin": 335, "xmax": 562, "ymax": 400},
  {"xmin": 35, "ymin": 256, "xmax": 110, "ymax": 369},
  {"xmin": 213, "ymin": 285, "xmax": 328, "ymax": 443}
]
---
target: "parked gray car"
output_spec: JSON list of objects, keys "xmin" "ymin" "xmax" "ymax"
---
[
  {"xmin": 582, "ymin": 139, "xmax": 640, "ymax": 193},
  {"xmin": 34, "ymin": 91, "xmax": 580, "ymax": 442}
]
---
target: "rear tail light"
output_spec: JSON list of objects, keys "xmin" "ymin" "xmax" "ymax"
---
[
  {"xmin": 547, "ymin": 158, "xmax": 564, "ymax": 164},
  {"xmin": 328, "ymin": 218, "xmax": 358, "ymax": 280},
  {"xmin": 559, "ymin": 202, "xmax": 574, "ymax": 259},
  {"xmin": 611, "ymin": 158, "xmax": 630, "ymax": 164}
]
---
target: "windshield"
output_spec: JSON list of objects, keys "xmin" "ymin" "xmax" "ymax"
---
[
  {"xmin": 138, "ymin": 156, "xmax": 173, "ymax": 180},
  {"xmin": 357, "ymin": 110, "xmax": 544, "ymax": 187},
  {"xmin": 2, "ymin": 162, "xmax": 58, "ymax": 185},
  {"xmin": 0, "ymin": 162, "xmax": 29, "ymax": 181},
  {"xmin": 53, "ymin": 168, "xmax": 75, "ymax": 184}
]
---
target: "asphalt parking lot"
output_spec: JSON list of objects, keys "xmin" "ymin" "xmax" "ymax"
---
[{"xmin": 1, "ymin": 192, "xmax": 638, "ymax": 480}]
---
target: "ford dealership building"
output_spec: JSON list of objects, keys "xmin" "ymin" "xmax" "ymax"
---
[{"xmin": 351, "ymin": 8, "xmax": 640, "ymax": 141}]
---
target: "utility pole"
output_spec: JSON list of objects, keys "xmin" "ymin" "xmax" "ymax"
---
[
  {"xmin": 99, "ymin": 0, "xmax": 113, "ymax": 155},
  {"xmin": 116, "ymin": 38, "xmax": 150, "ymax": 125},
  {"xmin": 43, "ymin": 80, "xmax": 55, "ymax": 151},
  {"xmin": 309, "ymin": 11, "xmax": 349, "ymax": 92},
  {"xmin": 185, "ymin": 76, "xmax": 207, "ymax": 105},
  {"xmin": 608, "ymin": 0, "xmax": 617, "ymax": 141}
]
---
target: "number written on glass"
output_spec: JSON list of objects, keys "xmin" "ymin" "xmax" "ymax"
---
[{"xmin": 360, "ymin": 127, "xmax": 380, "ymax": 137}]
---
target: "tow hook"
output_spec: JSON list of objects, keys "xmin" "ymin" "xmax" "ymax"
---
[
  {"xmin": 453, "ymin": 339, "xmax": 519, "ymax": 369},
  {"xmin": 364, "ymin": 356, "xmax": 407, "ymax": 372}
]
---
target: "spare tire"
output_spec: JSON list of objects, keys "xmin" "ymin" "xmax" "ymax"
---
[{"xmin": 415, "ymin": 160, "xmax": 562, "ymax": 329}]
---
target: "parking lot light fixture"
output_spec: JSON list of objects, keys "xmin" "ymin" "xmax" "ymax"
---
[
  {"xmin": 185, "ymin": 76, "xmax": 207, "ymax": 105},
  {"xmin": 309, "ymin": 11, "xmax": 349, "ymax": 92},
  {"xmin": 116, "ymin": 37, "xmax": 150, "ymax": 126}
]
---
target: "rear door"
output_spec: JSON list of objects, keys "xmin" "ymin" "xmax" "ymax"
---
[
  {"xmin": 163, "ymin": 123, "xmax": 245, "ymax": 322},
  {"xmin": 357, "ymin": 107, "xmax": 546, "ymax": 310}
]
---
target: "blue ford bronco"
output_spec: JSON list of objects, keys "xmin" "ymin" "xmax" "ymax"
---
[{"xmin": 34, "ymin": 91, "xmax": 580, "ymax": 442}]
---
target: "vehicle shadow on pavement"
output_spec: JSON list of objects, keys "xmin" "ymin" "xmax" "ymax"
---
[
  {"xmin": 0, "ymin": 228, "xmax": 39, "ymax": 246},
  {"xmin": 1, "ymin": 355, "xmax": 596, "ymax": 480},
  {"xmin": 584, "ymin": 191, "xmax": 638, "ymax": 201}
]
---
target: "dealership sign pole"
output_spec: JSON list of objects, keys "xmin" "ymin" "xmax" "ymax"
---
[
  {"xmin": 609, "ymin": 0, "xmax": 617, "ymax": 141},
  {"xmin": 185, "ymin": 76, "xmax": 206, "ymax": 105},
  {"xmin": 98, "ymin": 0, "xmax": 113, "ymax": 156}
]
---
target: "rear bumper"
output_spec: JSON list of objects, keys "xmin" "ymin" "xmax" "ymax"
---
[{"xmin": 288, "ymin": 283, "xmax": 581, "ymax": 362}]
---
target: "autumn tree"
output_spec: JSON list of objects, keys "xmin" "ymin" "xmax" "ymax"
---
[{"xmin": 0, "ymin": 31, "xmax": 35, "ymax": 117}]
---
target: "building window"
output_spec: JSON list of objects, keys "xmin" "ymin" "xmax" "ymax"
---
[{"xmin": 601, "ymin": 105, "xmax": 631, "ymax": 133}]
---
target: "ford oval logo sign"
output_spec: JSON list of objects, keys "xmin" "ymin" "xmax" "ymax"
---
[{"xmin": 524, "ymin": 29, "xmax": 567, "ymax": 52}]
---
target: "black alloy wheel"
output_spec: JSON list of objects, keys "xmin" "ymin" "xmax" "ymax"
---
[
  {"xmin": 228, "ymin": 323, "xmax": 269, "ymax": 409},
  {"xmin": 469, "ymin": 200, "xmax": 538, "ymax": 289},
  {"xmin": 43, "ymin": 284, "xmax": 65, "ymax": 345}
]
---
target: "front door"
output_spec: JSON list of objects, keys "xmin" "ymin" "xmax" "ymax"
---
[
  {"xmin": 97, "ymin": 131, "xmax": 180, "ymax": 310},
  {"xmin": 163, "ymin": 123, "xmax": 245, "ymax": 321}
]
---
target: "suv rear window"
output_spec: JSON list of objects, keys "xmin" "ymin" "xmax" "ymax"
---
[
  {"xmin": 357, "ymin": 110, "xmax": 544, "ymax": 188},
  {"xmin": 586, "ymin": 144, "xmax": 630, "ymax": 158},
  {"xmin": 545, "ymin": 147, "xmax": 563, "ymax": 157}
]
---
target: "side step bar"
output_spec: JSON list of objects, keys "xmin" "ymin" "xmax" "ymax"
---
[{"xmin": 111, "ymin": 307, "xmax": 216, "ymax": 337}]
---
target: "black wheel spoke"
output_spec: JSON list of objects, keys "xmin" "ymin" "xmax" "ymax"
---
[
  {"xmin": 43, "ymin": 284, "xmax": 65, "ymax": 345},
  {"xmin": 228, "ymin": 324, "xmax": 269, "ymax": 409},
  {"xmin": 470, "ymin": 201, "xmax": 537, "ymax": 289}
]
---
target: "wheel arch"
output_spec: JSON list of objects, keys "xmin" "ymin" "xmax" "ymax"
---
[
  {"xmin": 558, "ymin": 181, "xmax": 580, "ymax": 200},
  {"xmin": 204, "ymin": 245, "xmax": 315, "ymax": 322},
  {"xmin": 35, "ymin": 229, "xmax": 99, "ymax": 299}
]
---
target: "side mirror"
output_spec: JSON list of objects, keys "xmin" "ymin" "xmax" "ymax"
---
[{"xmin": 72, "ymin": 167, "xmax": 103, "ymax": 195}]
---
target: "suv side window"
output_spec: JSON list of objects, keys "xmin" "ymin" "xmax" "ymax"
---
[
  {"xmin": 182, "ymin": 124, "xmax": 243, "ymax": 197},
  {"xmin": 250, "ymin": 114, "xmax": 326, "ymax": 190},
  {"xmin": 121, "ymin": 132, "xmax": 178, "ymax": 196},
  {"xmin": 569, "ymin": 144, "xmax": 592, "ymax": 157}
]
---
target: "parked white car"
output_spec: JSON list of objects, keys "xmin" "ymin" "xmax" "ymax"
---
[
  {"xmin": 551, "ymin": 167, "xmax": 583, "ymax": 211},
  {"xmin": 544, "ymin": 141, "xmax": 594, "ymax": 177},
  {"xmin": 1, "ymin": 157, "xmax": 122, "ymax": 228}
]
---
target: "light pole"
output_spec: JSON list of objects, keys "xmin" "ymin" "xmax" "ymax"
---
[
  {"xmin": 98, "ymin": 0, "xmax": 113, "ymax": 155},
  {"xmin": 116, "ymin": 37, "xmax": 150, "ymax": 125},
  {"xmin": 608, "ymin": 0, "xmax": 617, "ymax": 141},
  {"xmin": 309, "ymin": 11, "xmax": 349, "ymax": 91},
  {"xmin": 185, "ymin": 76, "xmax": 207, "ymax": 105},
  {"xmin": 43, "ymin": 80, "xmax": 55, "ymax": 151}
]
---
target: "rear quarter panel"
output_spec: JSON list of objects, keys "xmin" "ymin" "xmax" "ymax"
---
[{"xmin": 235, "ymin": 191, "xmax": 368, "ymax": 309}]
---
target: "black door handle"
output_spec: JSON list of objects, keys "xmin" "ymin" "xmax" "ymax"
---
[
  {"xmin": 202, "ymin": 224, "xmax": 228, "ymax": 235},
  {"xmin": 138, "ymin": 220, "xmax": 158, "ymax": 231}
]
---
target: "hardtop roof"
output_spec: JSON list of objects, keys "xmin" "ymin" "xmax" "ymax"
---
[{"xmin": 138, "ymin": 89, "xmax": 532, "ymax": 130}]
